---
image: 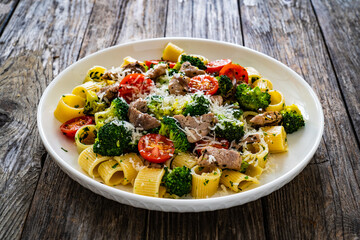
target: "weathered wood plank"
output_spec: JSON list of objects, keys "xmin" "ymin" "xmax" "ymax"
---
[
  {"xmin": 0, "ymin": 0, "xmax": 94, "ymax": 239},
  {"xmin": 240, "ymin": 0, "xmax": 360, "ymax": 238},
  {"xmin": 144, "ymin": 1, "xmax": 266, "ymax": 240},
  {"xmin": 21, "ymin": 155, "xmax": 148, "ymax": 240},
  {"xmin": 0, "ymin": 0, "xmax": 19, "ymax": 36},
  {"xmin": 165, "ymin": 0, "xmax": 243, "ymax": 45},
  {"xmin": 311, "ymin": 0, "xmax": 360, "ymax": 141},
  {"xmin": 21, "ymin": 0, "xmax": 168, "ymax": 239}
]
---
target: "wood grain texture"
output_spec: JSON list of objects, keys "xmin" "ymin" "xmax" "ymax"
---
[
  {"xmin": 0, "ymin": 0, "xmax": 94, "ymax": 239},
  {"xmin": 311, "ymin": 0, "xmax": 360, "ymax": 141},
  {"xmin": 20, "ymin": 0, "xmax": 168, "ymax": 239},
  {"xmin": 0, "ymin": 0, "xmax": 19, "ymax": 36},
  {"xmin": 21, "ymin": 155, "xmax": 148, "ymax": 240},
  {"xmin": 240, "ymin": 0, "xmax": 360, "ymax": 238},
  {"xmin": 165, "ymin": 0, "xmax": 243, "ymax": 45}
]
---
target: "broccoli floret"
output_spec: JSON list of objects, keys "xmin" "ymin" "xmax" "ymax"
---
[
  {"xmin": 232, "ymin": 108, "xmax": 244, "ymax": 119},
  {"xmin": 280, "ymin": 106, "xmax": 305, "ymax": 134},
  {"xmin": 159, "ymin": 116, "xmax": 190, "ymax": 153},
  {"xmin": 235, "ymin": 84, "xmax": 271, "ymax": 111},
  {"xmin": 156, "ymin": 75, "xmax": 171, "ymax": 85},
  {"xmin": 95, "ymin": 97, "xmax": 129, "ymax": 128},
  {"xmin": 168, "ymin": 68, "xmax": 178, "ymax": 76},
  {"xmin": 183, "ymin": 94, "xmax": 210, "ymax": 116},
  {"xmin": 143, "ymin": 126, "xmax": 161, "ymax": 135},
  {"xmin": 239, "ymin": 161, "xmax": 249, "ymax": 173},
  {"xmin": 146, "ymin": 95, "xmax": 164, "ymax": 119},
  {"xmin": 93, "ymin": 120, "xmax": 133, "ymax": 156},
  {"xmin": 163, "ymin": 166, "xmax": 192, "ymax": 197},
  {"xmin": 175, "ymin": 55, "xmax": 207, "ymax": 70},
  {"xmin": 215, "ymin": 118, "xmax": 245, "ymax": 142},
  {"xmin": 83, "ymin": 90, "xmax": 108, "ymax": 115},
  {"xmin": 217, "ymin": 75, "xmax": 233, "ymax": 98}
]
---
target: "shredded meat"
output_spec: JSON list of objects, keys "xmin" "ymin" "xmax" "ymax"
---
[
  {"xmin": 102, "ymin": 71, "xmax": 119, "ymax": 81},
  {"xmin": 168, "ymin": 74, "xmax": 190, "ymax": 95},
  {"xmin": 128, "ymin": 99, "xmax": 160, "ymax": 130},
  {"xmin": 97, "ymin": 83, "xmax": 120, "ymax": 102},
  {"xmin": 197, "ymin": 146, "xmax": 242, "ymax": 170},
  {"xmin": 146, "ymin": 63, "xmax": 167, "ymax": 80},
  {"xmin": 210, "ymin": 95, "xmax": 223, "ymax": 105},
  {"xmin": 179, "ymin": 61, "xmax": 206, "ymax": 77},
  {"xmin": 130, "ymin": 99, "xmax": 148, "ymax": 113},
  {"xmin": 173, "ymin": 113, "xmax": 215, "ymax": 143},
  {"xmin": 122, "ymin": 61, "xmax": 146, "ymax": 75},
  {"xmin": 250, "ymin": 111, "xmax": 282, "ymax": 127}
]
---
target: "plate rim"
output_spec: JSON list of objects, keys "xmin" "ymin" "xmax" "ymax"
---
[{"xmin": 37, "ymin": 37, "xmax": 324, "ymax": 212}]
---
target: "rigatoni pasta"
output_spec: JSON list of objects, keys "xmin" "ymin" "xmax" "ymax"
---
[
  {"xmin": 133, "ymin": 168, "xmax": 165, "ymax": 197},
  {"xmin": 98, "ymin": 159, "xmax": 124, "ymax": 186},
  {"xmin": 78, "ymin": 147, "xmax": 110, "ymax": 178},
  {"xmin": 114, "ymin": 153, "xmax": 144, "ymax": 185},
  {"xmin": 191, "ymin": 166, "xmax": 221, "ymax": 199}
]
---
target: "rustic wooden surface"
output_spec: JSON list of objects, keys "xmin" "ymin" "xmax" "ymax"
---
[{"xmin": 0, "ymin": 0, "xmax": 359, "ymax": 239}]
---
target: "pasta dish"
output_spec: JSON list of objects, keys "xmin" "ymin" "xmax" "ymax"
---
[{"xmin": 54, "ymin": 42, "xmax": 305, "ymax": 199}]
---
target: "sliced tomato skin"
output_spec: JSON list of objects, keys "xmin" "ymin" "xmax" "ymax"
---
[
  {"xmin": 195, "ymin": 138, "xmax": 230, "ymax": 155},
  {"xmin": 138, "ymin": 134, "xmax": 175, "ymax": 163},
  {"xmin": 205, "ymin": 59, "xmax": 231, "ymax": 74},
  {"xmin": 60, "ymin": 116, "xmax": 94, "ymax": 138},
  {"xmin": 145, "ymin": 60, "xmax": 161, "ymax": 68},
  {"xmin": 188, "ymin": 75, "xmax": 219, "ymax": 95},
  {"xmin": 219, "ymin": 63, "xmax": 248, "ymax": 84},
  {"xmin": 118, "ymin": 73, "xmax": 154, "ymax": 103},
  {"xmin": 144, "ymin": 60, "xmax": 176, "ymax": 69}
]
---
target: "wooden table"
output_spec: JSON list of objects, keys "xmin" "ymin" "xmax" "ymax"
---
[{"xmin": 0, "ymin": 0, "xmax": 359, "ymax": 239}]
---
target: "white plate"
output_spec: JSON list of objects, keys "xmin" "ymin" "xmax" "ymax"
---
[{"xmin": 37, "ymin": 38, "xmax": 324, "ymax": 212}]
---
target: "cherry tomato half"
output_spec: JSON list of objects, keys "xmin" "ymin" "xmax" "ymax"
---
[
  {"xmin": 138, "ymin": 134, "xmax": 175, "ymax": 163},
  {"xmin": 60, "ymin": 116, "xmax": 94, "ymax": 139},
  {"xmin": 205, "ymin": 59, "xmax": 232, "ymax": 74},
  {"xmin": 144, "ymin": 60, "xmax": 176, "ymax": 69},
  {"xmin": 188, "ymin": 75, "xmax": 219, "ymax": 95},
  {"xmin": 219, "ymin": 63, "xmax": 248, "ymax": 84},
  {"xmin": 118, "ymin": 73, "xmax": 154, "ymax": 103},
  {"xmin": 195, "ymin": 138, "xmax": 230, "ymax": 156}
]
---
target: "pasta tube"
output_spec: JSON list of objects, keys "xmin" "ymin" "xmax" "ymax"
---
[
  {"xmin": 261, "ymin": 126, "xmax": 288, "ymax": 153},
  {"xmin": 171, "ymin": 152, "xmax": 197, "ymax": 169},
  {"xmin": 245, "ymin": 67, "xmax": 262, "ymax": 85},
  {"xmin": 133, "ymin": 168, "xmax": 165, "ymax": 197},
  {"xmin": 98, "ymin": 159, "xmax": 124, "ymax": 186},
  {"xmin": 54, "ymin": 94, "xmax": 85, "ymax": 123},
  {"xmin": 75, "ymin": 124, "xmax": 97, "ymax": 153},
  {"xmin": 162, "ymin": 42, "xmax": 184, "ymax": 62},
  {"xmin": 114, "ymin": 153, "xmax": 144, "ymax": 185},
  {"xmin": 78, "ymin": 147, "xmax": 110, "ymax": 178},
  {"xmin": 266, "ymin": 90, "xmax": 285, "ymax": 112},
  {"xmin": 252, "ymin": 78, "xmax": 273, "ymax": 92},
  {"xmin": 191, "ymin": 166, "xmax": 221, "ymax": 199},
  {"xmin": 220, "ymin": 170, "xmax": 259, "ymax": 192}
]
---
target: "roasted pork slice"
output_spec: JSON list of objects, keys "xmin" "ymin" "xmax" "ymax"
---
[
  {"xmin": 197, "ymin": 146, "xmax": 242, "ymax": 170},
  {"xmin": 173, "ymin": 113, "xmax": 215, "ymax": 143},
  {"xmin": 97, "ymin": 82, "xmax": 120, "ymax": 102},
  {"xmin": 250, "ymin": 111, "xmax": 282, "ymax": 127},
  {"xmin": 168, "ymin": 74, "xmax": 190, "ymax": 95},
  {"xmin": 130, "ymin": 99, "xmax": 148, "ymax": 113},
  {"xmin": 122, "ymin": 61, "xmax": 146, "ymax": 75},
  {"xmin": 146, "ymin": 63, "xmax": 167, "ymax": 80},
  {"xmin": 128, "ymin": 99, "xmax": 160, "ymax": 130},
  {"xmin": 179, "ymin": 61, "xmax": 206, "ymax": 77}
]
